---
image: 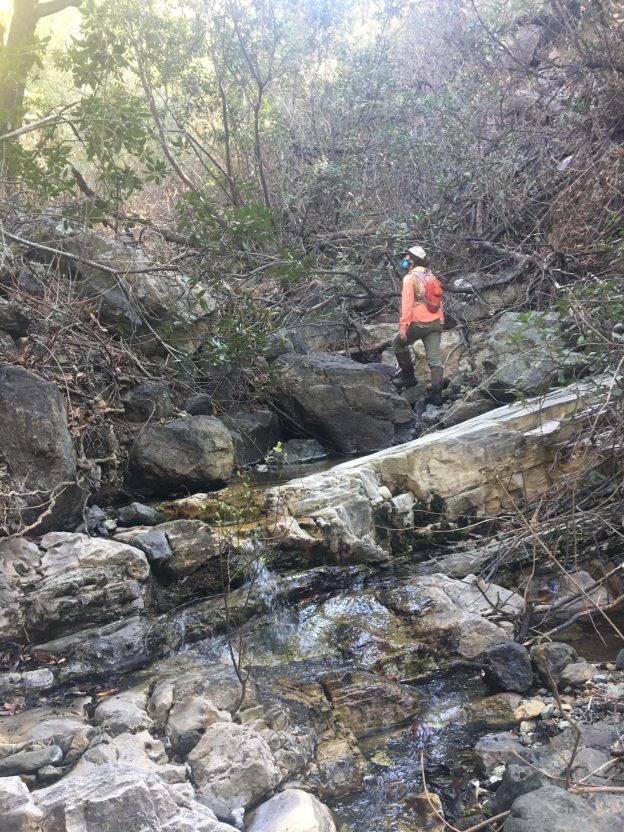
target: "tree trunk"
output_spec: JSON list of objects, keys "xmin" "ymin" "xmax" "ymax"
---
[{"xmin": 0, "ymin": 0, "xmax": 81, "ymax": 134}]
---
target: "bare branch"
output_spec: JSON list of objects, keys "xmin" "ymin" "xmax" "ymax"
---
[{"xmin": 36, "ymin": 0, "xmax": 82, "ymax": 19}]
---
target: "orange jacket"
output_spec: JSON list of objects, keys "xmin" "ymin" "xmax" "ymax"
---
[{"xmin": 399, "ymin": 267, "xmax": 444, "ymax": 334}]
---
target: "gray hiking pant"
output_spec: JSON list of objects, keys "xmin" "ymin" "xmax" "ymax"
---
[{"xmin": 391, "ymin": 320, "xmax": 443, "ymax": 369}]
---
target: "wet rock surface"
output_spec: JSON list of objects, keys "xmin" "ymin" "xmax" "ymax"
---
[
  {"xmin": 1, "ymin": 379, "xmax": 623, "ymax": 832},
  {"xmin": 379, "ymin": 573, "xmax": 522, "ymax": 659}
]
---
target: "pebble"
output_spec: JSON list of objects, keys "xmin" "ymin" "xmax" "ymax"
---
[
  {"xmin": 514, "ymin": 698, "xmax": 544, "ymax": 721},
  {"xmin": 605, "ymin": 683, "xmax": 624, "ymax": 700},
  {"xmin": 22, "ymin": 669, "xmax": 55, "ymax": 689}
]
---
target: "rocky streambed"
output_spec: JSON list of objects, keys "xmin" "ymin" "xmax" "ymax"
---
[{"xmin": 1, "ymin": 380, "xmax": 623, "ymax": 832}]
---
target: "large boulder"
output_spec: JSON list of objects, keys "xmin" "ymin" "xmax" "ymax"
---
[
  {"xmin": 221, "ymin": 410, "xmax": 282, "ymax": 466},
  {"xmin": 121, "ymin": 381, "xmax": 174, "ymax": 422},
  {"xmin": 32, "ymin": 615, "xmax": 169, "ymax": 680},
  {"xmin": 29, "ymin": 219, "xmax": 216, "ymax": 354},
  {"xmin": 473, "ymin": 311, "xmax": 582, "ymax": 398},
  {"xmin": 0, "ymin": 366, "xmax": 85, "ymax": 532},
  {"xmin": 503, "ymin": 785, "xmax": 608, "ymax": 832},
  {"xmin": 148, "ymin": 665, "xmax": 247, "ymax": 756},
  {"xmin": 266, "ymin": 378, "xmax": 610, "ymax": 560},
  {"xmin": 483, "ymin": 642, "xmax": 534, "ymax": 693},
  {"xmin": 33, "ymin": 763, "xmax": 237, "ymax": 832},
  {"xmin": 92, "ymin": 687, "xmax": 153, "ymax": 736},
  {"xmin": 16, "ymin": 532, "xmax": 150, "ymax": 641},
  {"xmin": 270, "ymin": 353, "xmax": 412, "ymax": 454},
  {"xmin": 187, "ymin": 723, "xmax": 279, "ymax": 818},
  {"xmin": 247, "ymin": 789, "xmax": 336, "ymax": 832},
  {"xmin": 128, "ymin": 416, "xmax": 234, "ymax": 495},
  {"xmin": 0, "ymin": 776, "xmax": 43, "ymax": 831}
]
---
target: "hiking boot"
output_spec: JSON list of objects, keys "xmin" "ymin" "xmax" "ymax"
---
[
  {"xmin": 392, "ymin": 370, "xmax": 418, "ymax": 391},
  {"xmin": 393, "ymin": 347, "xmax": 417, "ymax": 391},
  {"xmin": 427, "ymin": 366, "xmax": 444, "ymax": 406}
]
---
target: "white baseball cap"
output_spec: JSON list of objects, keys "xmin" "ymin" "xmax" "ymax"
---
[{"xmin": 407, "ymin": 245, "xmax": 426, "ymax": 259}]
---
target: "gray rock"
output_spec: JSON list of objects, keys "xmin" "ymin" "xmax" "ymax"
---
[
  {"xmin": 319, "ymin": 671, "xmax": 419, "ymax": 738},
  {"xmin": 184, "ymin": 393, "xmax": 215, "ymax": 416},
  {"xmin": 33, "ymin": 763, "xmax": 237, "ymax": 832},
  {"xmin": 0, "ymin": 571, "xmax": 23, "ymax": 641},
  {"xmin": 116, "ymin": 502, "xmax": 164, "ymax": 527},
  {"xmin": 0, "ymin": 327, "xmax": 16, "ymax": 354},
  {"xmin": 270, "ymin": 353, "xmax": 413, "ymax": 454},
  {"xmin": 530, "ymin": 642, "xmax": 578, "ymax": 684},
  {"xmin": 73, "ymin": 730, "xmax": 187, "ymax": 784},
  {"xmin": 473, "ymin": 312, "xmax": 583, "ymax": 398},
  {"xmin": 187, "ymin": 723, "xmax": 279, "ymax": 816},
  {"xmin": 121, "ymin": 381, "xmax": 174, "ymax": 422},
  {"xmin": 141, "ymin": 520, "xmax": 223, "ymax": 608},
  {"xmin": 247, "ymin": 789, "xmax": 336, "ymax": 832},
  {"xmin": 128, "ymin": 415, "xmax": 234, "ymax": 495},
  {"xmin": 0, "ymin": 365, "xmax": 85, "ymax": 533},
  {"xmin": 34, "ymin": 614, "xmax": 169, "ymax": 681},
  {"xmin": 148, "ymin": 665, "xmax": 249, "ymax": 754},
  {"xmin": 281, "ymin": 438, "xmax": 329, "ymax": 464},
  {"xmin": 0, "ymin": 744, "xmax": 63, "ymax": 775},
  {"xmin": 483, "ymin": 642, "xmax": 534, "ymax": 693},
  {"xmin": 503, "ymin": 785, "xmax": 608, "ymax": 832},
  {"xmin": 493, "ymin": 762, "xmax": 550, "ymax": 813},
  {"xmin": 21, "ymin": 533, "xmax": 149, "ymax": 641},
  {"xmin": 0, "ymin": 298, "xmax": 30, "ymax": 337},
  {"xmin": 21, "ymin": 669, "xmax": 55, "ymax": 690},
  {"xmin": 474, "ymin": 732, "xmax": 531, "ymax": 776},
  {"xmin": 559, "ymin": 661, "xmax": 595, "ymax": 687},
  {"xmin": 0, "ymin": 775, "xmax": 43, "ymax": 831},
  {"xmin": 615, "ymin": 648, "xmax": 624, "ymax": 670},
  {"xmin": 264, "ymin": 328, "xmax": 307, "ymax": 362},
  {"xmin": 31, "ymin": 219, "xmax": 217, "ymax": 355},
  {"xmin": 84, "ymin": 504, "xmax": 106, "ymax": 525},
  {"xmin": 93, "ymin": 688, "xmax": 153, "ymax": 736},
  {"xmin": 114, "ymin": 527, "xmax": 173, "ymax": 563},
  {"xmin": 379, "ymin": 574, "xmax": 523, "ymax": 659},
  {"xmin": 221, "ymin": 410, "xmax": 281, "ymax": 466}
]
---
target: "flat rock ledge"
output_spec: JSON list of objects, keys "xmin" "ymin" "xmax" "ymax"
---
[{"xmin": 264, "ymin": 377, "xmax": 617, "ymax": 563}]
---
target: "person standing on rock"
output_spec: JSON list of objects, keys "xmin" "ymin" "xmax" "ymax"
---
[{"xmin": 392, "ymin": 245, "xmax": 444, "ymax": 405}]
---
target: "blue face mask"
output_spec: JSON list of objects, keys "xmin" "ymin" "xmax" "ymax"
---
[{"xmin": 400, "ymin": 258, "xmax": 411, "ymax": 270}]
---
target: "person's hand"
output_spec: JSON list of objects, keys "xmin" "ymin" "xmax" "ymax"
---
[{"xmin": 398, "ymin": 332, "xmax": 407, "ymax": 344}]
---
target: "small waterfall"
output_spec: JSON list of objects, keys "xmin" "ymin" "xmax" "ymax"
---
[
  {"xmin": 251, "ymin": 558, "xmax": 280, "ymax": 610},
  {"xmin": 245, "ymin": 545, "xmax": 297, "ymax": 646}
]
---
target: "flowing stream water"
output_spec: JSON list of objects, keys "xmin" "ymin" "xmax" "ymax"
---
[{"xmin": 178, "ymin": 559, "xmax": 496, "ymax": 832}]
